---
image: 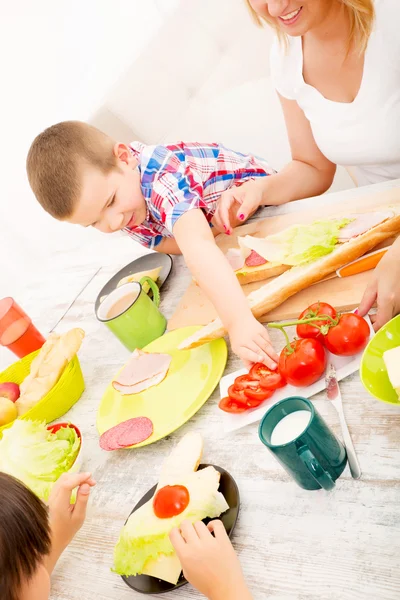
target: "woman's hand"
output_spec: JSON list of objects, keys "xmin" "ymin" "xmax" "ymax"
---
[
  {"xmin": 169, "ymin": 520, "xmax": 253, "ymax": 600},
  {"xmin": 358, "ymin": 241, "xmax": 400, "ymax": 330},
  {"xmin": 212, "ymin": 179, "xmax": 266, "ymax": 235},
  {"xmin": 228, "ymin": 314, "xmax": 278, "ymax": 370}
]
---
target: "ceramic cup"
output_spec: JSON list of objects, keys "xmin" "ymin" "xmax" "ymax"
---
[
  {"xmin": 96, "ymin": 277, "xmax": 166, "ymax": 351},
  {"xmin": 259, "ymin": 396, "xmax": 347, "ymax": 491}
]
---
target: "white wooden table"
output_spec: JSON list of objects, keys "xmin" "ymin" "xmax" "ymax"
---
[{"xmin": 2, "ymin": 180, "xmax": 400, "ymax": 600}]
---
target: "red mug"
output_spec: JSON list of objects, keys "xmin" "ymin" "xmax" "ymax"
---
[{"xmin": 0, "ymin": 297, "xmax": 45, "ymax": 359}]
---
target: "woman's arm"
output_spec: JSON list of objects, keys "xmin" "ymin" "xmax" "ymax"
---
[{"xmin": 213, "ymin": 94, "xmax": 337, "ymax": 231}]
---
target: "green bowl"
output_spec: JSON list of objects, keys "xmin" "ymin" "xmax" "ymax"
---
[{"xmin": 360, "ymin": 314, "xmax": 400, "ymax": 405}]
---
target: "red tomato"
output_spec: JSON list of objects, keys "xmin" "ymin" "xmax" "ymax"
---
[
  {"xmin": 279, "ymin": 338, "xmax": 327, "ymax": 387},
  {"xmin": 234, "ymin": 374, "xmax": 260, "ymax": 390},
  {"xmin": 228, "ymin": 384, "xmax": 248, "ymax": 405},
  {"xmin": 249, "ymin": 363, "xmax": 286, "ymax": 391},
  {"xmin": 153, "ymin": 485, "xmax": 190, "ymax": 519},
  {"xmin": 324, "ymin": 313, "xmax": 370, "ymax": 356},
  {"xmin": 219, "ymin": 396, "xmax": 247, "ymax": 413},
  {"xmin": 244, "ymin": 387, "xmax": 274, "ymax": 407},
  {"xmin": 296, "ymin": 302, "xmax": 337, "ymax": 341}
]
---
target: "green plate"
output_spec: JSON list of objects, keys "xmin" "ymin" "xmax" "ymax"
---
[
  {"xmin": 360, "ymin": 315, "xmax": 400, "ymax": 405},
  {"xmin": 97, "ymin": 327, "xmax": 227, "ymax": 448}
]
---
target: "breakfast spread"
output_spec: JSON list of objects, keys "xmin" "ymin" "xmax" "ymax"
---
[
  {"xmin": 113, "ymin": 432, "xmax": 229, "ymax": 584},
  {"xmin": 112, "ymin": 349, "xmax": 172, "ymax": 395},
  {"xmin": 179, "ymin": 207, "xmax": 400, "ymax": 349}
]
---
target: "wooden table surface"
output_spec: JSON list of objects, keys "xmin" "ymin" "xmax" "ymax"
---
[{"xmin": 3, "ymin": 180, "xmax": 400, "ymax": 600}]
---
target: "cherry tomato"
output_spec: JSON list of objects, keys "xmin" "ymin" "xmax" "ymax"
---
[
  {"xmin": 249, "ymin": 363, "xmax": 287, "ymax": 391},
  {"xmin": 153, "ymin": 485, "xmax": 190, "ymax": 519},
  {"xmin": 324, "ymin": 313, "xmax": 370, "ymax": 356},
  {"xmin": 296, "ymin": 302, "xmax": 337, "ymax": 341},
  {"xmin": 234, "ymin": 374, "xmax": 260, "ymax": 390},
  {"xmin": 279, "ymin": 338, "xmax": 327, "ymax": 387},
  {"xmin": 219, "ymin": 396, "xmax": 247, "ymax": 413}
]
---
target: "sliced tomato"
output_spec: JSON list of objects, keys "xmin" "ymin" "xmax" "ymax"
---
[
  {"xmin": 228, "ymin": 384, "xmax": 248, "ymax": 405},
  {"xmin": 244, "ymin": 387, "xmax": 274, "ymax": 405},
  {"xmin": 249, "ymin": 363, "xmax": 286, "ymax": 391},
  {"xmin": 219, "ymin": 396, "xmax": 248, "ymax": 413},
  {"xmin": 234, "ymin": 374, "xmax": 260, "ymax": 390}
]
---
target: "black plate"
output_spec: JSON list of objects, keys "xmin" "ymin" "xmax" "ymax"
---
[
  {"xmin": 121, "ymin": 464, "xmax": 240, "ymax": 595},
  {"xmin": 95, "ymin": 253, "xmax": 173, "ymax": 314}
]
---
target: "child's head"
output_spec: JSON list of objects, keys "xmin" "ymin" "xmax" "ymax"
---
[
  {"xmin": 0, "ymin": 473, "xmax": 51, "ymax": 600},
  {"xmin": 27, "ymin": 121, "xmax": 146, "ymax": 233}
]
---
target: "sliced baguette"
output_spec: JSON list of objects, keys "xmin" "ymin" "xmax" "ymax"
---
[
  {"xmin": 179, "ymin": 206, "xmax": 400, "ymax": 349},
  {"xmin": 235, "ymin": 262, "xmax": 289, "ymax": 285}
]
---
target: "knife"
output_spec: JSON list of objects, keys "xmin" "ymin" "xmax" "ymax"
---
[
  {"xmin": 325, "ymin": 363, "xmax": 362, "ymax": 480},
  {"xmin": 315, "ymin": 247, "xmax": 388, "ymax": 285}
]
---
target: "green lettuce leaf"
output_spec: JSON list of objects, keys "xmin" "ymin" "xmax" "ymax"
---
[
  {"xmin": 0, "ymin": 419, "xmax": 80, "ymax": 500},
  {"xmin": 241, "ymin": 218, "xmax": 353, "ymax": 266}
]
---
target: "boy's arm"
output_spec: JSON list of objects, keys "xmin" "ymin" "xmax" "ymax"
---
[
  {"xmin": 173, "ymin": 209, "xmax": 277, "ymax": 368},
  {"xmin": 155, "ymin": 227, "xmax": 221, "ymax": 256}
]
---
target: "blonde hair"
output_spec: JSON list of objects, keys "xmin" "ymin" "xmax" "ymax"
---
[
  {"xmin": 244, "ymin": 0, "xmax": 375, "ymax": 53},
  {"xmin": 27, "ymin": 121, "xmax": 117, "ymax": 219}
]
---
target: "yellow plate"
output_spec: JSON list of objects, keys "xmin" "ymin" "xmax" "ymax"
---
[{"xmin": 96, "ymin": 327, "xmax": 227, "ymax": 448}]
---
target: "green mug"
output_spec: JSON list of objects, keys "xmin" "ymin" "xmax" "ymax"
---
[
  {"xmin": 96, "ymin": 277, "xmax": 166, "ymax": 351},
  {"xmin": 259, "ymin": 396, "xmax": 347, "ymax": 491}
]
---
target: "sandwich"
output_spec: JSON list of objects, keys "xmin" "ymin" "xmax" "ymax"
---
[
  {"xmin": 179, "ymin": 207, "xmax": 400, "ymax": 350},
  {"xmin": 113, "ymin": 432, "xmax": 229, "ymax": 584}
]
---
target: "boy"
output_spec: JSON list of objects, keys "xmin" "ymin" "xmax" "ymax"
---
[
  {"xmin": 26, "ymin": 122, "xmax": 278, "ymax": 369},
  {"xmin": 0, "ymin": 472, "xmax": 252, "ymax": 599}
]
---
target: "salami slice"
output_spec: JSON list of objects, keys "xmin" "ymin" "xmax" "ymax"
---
[
  {"xmin": 245, "ymin": 250, "xmax": 267, "ymax": 267},
  {"xmin": 99, "ymin": 417, "xmax": 154, "ymax": 451}
]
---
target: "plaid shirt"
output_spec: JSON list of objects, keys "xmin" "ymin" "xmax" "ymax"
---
[{"xmin": 124, "ymin": 141, "xmax": 274, "ymax": 249}]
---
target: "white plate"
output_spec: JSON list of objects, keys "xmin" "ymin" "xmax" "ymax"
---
[{"xmin": 219, "ymin": 314, "xmax": 374, "ymax": 433}]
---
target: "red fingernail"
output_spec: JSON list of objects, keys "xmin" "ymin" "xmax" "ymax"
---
[
  {"xmin": 223, "ymin": 225, "xmax": 228, "ymax": 232},
  {"xmin": 354, "ymin": 309, "xmax": 359, "ymax": 315},
  {"xmin": 239, "ymin": 213, "xmax": 245, "ymax": 220}
]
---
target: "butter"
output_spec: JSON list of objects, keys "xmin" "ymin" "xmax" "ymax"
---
[{"xmin": 383, "ymin": 346, "xmax": 400, "ymax": 398}]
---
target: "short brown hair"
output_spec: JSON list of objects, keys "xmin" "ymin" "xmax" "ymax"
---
[
  {"xmin": 26, "ymin": 121, "xmax": 117, "ymax": 219},
  {"xmin": 0, "ymin": 473, "xmax": 51, "ymax": 600},
  {"xmin": 245, "ymin": 0, "xmax": 375, "ymax": 54}
]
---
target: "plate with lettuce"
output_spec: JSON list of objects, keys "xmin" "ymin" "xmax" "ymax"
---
[
  {"xmin": 113, "ymin": 432, "xmax": 240, "ymax": 594},
  {"xmin": 0, "ymin": 419, "xmax": 82, "ymax": 501}
]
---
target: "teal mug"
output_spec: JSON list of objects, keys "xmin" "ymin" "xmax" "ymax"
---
[
  {"xmin": 259, "ymin": 396, "xmax": 347, "ymax": 491},
  {"xmin": 96, "ymin": 277, "xmax": 166, "ymax": 351}
]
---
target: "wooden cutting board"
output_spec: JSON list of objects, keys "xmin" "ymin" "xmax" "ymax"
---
[{"xmin": 168, "ymin": 187, "xmax": 400, "ymax": 330}]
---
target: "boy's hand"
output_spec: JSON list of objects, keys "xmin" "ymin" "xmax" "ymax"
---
[
  {"xmin": 213, "ymin": 179, "xmax": 265, "ymax": 235},
  {"xmin": 229, "ymin": 315, "xmax": 278, "ymax": 370},
  {"xmin": 48, "ymin": 472, "xmax": 96, "ymax": 552},
  {"xmin": 170, "ymin": 520, "xmax": 252, "ymax": 600}
]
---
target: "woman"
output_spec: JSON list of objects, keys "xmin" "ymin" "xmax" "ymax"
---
[{"xmin": 214, "ymin": 0, "xmax": 400, "ymax": 331}]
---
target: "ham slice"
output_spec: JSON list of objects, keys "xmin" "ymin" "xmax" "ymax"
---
[
  {"xmin": 338, "ymin": 211, "xmax": 394, "ymax": 242},
  {"xmin": 112, "ymin": 349, "xmax": 172, "ymax": 396},
  {"xmin": 225, "ymin": 248, "xmax": 245, "ymax": 271}
]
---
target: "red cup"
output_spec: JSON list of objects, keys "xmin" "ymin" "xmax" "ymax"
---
[{"xmin": 0, "ymin": 297, "xmax": 46, "ymax": 359}]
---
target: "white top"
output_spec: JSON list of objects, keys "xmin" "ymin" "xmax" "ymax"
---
[{"xmin": 270, "ymin": 0, "xmax": 400, "ymax": 186}]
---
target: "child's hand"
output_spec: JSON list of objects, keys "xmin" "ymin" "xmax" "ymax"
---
[
  {"xmin": 48, "ymin": 472, "xmax": 96, "ymax": 552},
  {"xmin": 213, "ymin": 179, "xmax": 264, "ymax": 235},
  {"xmin": 228, "ymin": 315, "xmax": 278, "ymax": 370},
  {"xmin": 358, "ymin": 241, "xmax": 400, "ymax": 331},
  {"xmin": 170, "ymin": 520, "xmax": 252, "ymax": 600}
]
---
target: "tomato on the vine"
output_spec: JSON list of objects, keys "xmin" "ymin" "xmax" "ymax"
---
[
  {"xmin": 279, "ymin": 338, "xmax": 327, "ymax": 387},
  {"xmin": 324, "ymin": 313, "xmax": 370, "ymax": 356},
  {"xmin": 296, "ymin": 302, "xmax": 337, "ymax": 341}
]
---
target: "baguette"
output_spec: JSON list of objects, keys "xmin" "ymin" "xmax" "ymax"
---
[
  {"xmin": 16, "ymin": 328, "xmax": 85, "ymax": 415},
  {"xmin": 179, "ymin": 206, "xmax": 400, "ymax": 349}
]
